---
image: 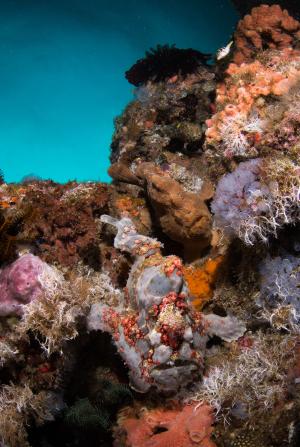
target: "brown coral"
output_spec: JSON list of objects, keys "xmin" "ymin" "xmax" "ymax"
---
[
  {"xmin": 109, "ymin": 162, "xmax": 141, "ymax": 185},
  {"xmin": 0, "ymin": 184, "xmax": 32, "ymax": 263},
  {"xmin": 113, "ymin": 193, "xmax": 152, "ymax": 233},
  {"xmin": 114, "ymin": 403, "xmax": 216, "ymax": 447},
  {"xmin": 136, "ymin": 162, "xmax": 213, "ymax": 260},
  {"xmin": 109, "ymin": 68, "xmax": 215, "ymax": 167},
  {"xmin": 19, "ymin": 182, "xmax": 111, "ymax": 268},
  {"xmin": 233, "ymin": 4, "xmax": 300, "ymax": 64}
]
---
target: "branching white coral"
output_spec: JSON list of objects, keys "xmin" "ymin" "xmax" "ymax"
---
[
  {"xmin": 189, "ymin": 333, "xmax": 296, "ymax": 422},
  {"xmin": 87, "ymin": 271, "xmax": 123, "ymax": 306},
  {"xmin": 212, "ymin": 157, "xmax": 300, "ymax": 244},
  {"xmin": 169, "ymin": 163, "xmax": 204, "ymax": 193},
  {"xmin": 0, "ymin": 341, "xmax": 18, "ymax": 367},
  {"xmin": 244, "ymin": 114, "xmax": 264, "ymax": 133},
  {"xmin": 220, "ymin": 115, "xmax": 250, "ymax": 157},
  {"xmin": 0, "ymin": 340, "xmax": 19, "ymax": 367},
  {"xmin": 0, "ymin": 384, "xmax": 55, "ymax": 447},
  {"xmin": 219, "ymin": 113, "xmax": 263, "ymax": 158},
  {"xmin": 19, "ymin": 267, "xmax": 121, "ymax": 355},
  {"xmin": 60, "ymin": 183, "xmax": 96, "ymax": 202},
  {"xmin": 258, "ymin": 254, "xmax": 300, "ymax": 331}
]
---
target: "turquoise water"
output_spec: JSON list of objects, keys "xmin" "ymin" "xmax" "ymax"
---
[{"xmin": 0, "ymin": 0, "xmax": 238, "ymax": 183}]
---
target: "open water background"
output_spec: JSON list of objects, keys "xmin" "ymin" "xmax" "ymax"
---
[{"xmin": 0, "ymin": 0, "xmax": 238, "ymax": 183}]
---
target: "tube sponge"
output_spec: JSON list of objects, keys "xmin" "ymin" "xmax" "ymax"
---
[{"xmin": 100, "ymin": 214, "xmax": 162, "ymax": 256}]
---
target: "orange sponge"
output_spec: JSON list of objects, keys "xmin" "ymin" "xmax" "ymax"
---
[{"xmin": 183, "ymin": 256, "xmax": 224, "ymax": 310}]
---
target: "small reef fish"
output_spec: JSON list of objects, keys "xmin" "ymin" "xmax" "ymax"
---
[{"xmin": 216, "ymin": 40, "xmax": 233, "ymax": 60}]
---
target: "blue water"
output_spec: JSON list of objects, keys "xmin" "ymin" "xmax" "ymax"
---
[{"xmin": 0, "ymin": 0, "xmax": 238, "ymax": 183}]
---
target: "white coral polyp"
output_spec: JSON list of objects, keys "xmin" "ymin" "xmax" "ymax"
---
[
  {"xmin": 258, "ymin": 254, "xmax": 300, "ymax": 330},
  {"xmin": 220, "ymin": 113, "xmax": 263, "ymax": 158},
  {"xmin": 212, "ymin": 158, "xmax": 300, "ymax": 245}
]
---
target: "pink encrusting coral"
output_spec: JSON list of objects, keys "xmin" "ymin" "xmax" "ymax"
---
[
  {"xmin": 115, "ymin": 403, "xmax": 216, "ymax": 447},
  {"xmin": 0, "ymin": 253, "xmax": 53, "ymax": 316}
]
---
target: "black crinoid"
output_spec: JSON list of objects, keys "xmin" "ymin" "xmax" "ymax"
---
[
  {"xmin": 125, "ymin": 44, "xmax": 211, "ymax": 86},
  {"xmin": 0, "ymin": 169, "xmax": 4, "ymax": 184}
]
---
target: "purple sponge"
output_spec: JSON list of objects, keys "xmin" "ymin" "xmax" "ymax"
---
[{"xmin": 0, "ymin": 254, "xmax": 46, "ymax": 316}]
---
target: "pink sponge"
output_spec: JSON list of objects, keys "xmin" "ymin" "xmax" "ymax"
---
[
  {"xmin": 0, "ymin": 254, "xmax": 46, "ymax": 316},
  {"xmin": 115, "ymin": 403, "xmax": 216, "ymax": 447}
]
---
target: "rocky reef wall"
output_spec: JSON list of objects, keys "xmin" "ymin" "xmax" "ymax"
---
[{"xmin": 1, "ymin": 3, "xmax": 300, "ymax": 446}]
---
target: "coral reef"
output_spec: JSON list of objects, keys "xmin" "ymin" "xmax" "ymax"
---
[
  {"xmin": 206, "ymin": 48, "xmax": 300, "ymax": 160},
  {"xmin": 17, "ymin": 269, "xmax": 116, "ymax": 355},
  {"xmin": 109, "ymin": 56, "xmax": 216, "ymax": 257},
  {"xmin": 2, "ymin": 3, "xmax": 300, "ymax": 446},
  {"xmin": 0, "ymin": 184, "xmax": 30, "ymax": 263},
  {"xmin": 205, "ymin": 5, "xmax": 300, "ymax": 250},
  {"xmin": 0, "ymin": 384, "xmax": 61, "ymax": 447},
  {"xmin": 110, "ymin": 64, "xmax": 215, "ymax": 167},
  {"xmin": 18, "ymin": 181, "xmax": 111, "ymax": 268}
]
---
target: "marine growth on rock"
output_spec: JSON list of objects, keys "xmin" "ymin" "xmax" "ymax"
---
[{"xmin": 2, "ymin": 3, "xmax": 300, "ymax": 446}]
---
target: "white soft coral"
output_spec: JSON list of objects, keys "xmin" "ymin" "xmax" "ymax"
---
[{"xmin": 220, "ymin": 113, "xmax": 264, "ymax": 158}]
